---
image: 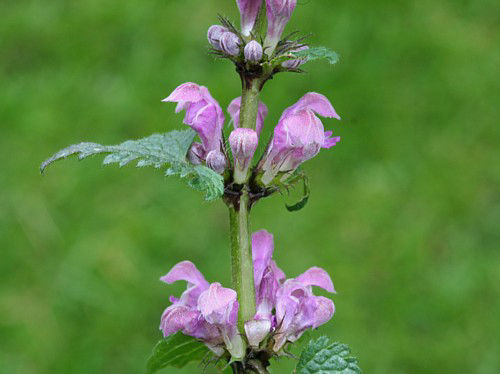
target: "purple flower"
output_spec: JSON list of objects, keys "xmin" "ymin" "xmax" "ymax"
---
[
  {"xmin": 244, "ymin": 230, "xmax": 335, "ymax": 350},
  {"xmin": 264, "ymin": 0, "xmax": 297, "ymax": 55},
  {"xmin": 244, "ymin": 40, "xmax": 264, "ymax": 63},
  {"xmin": 236, "ymin": 0, "xmax": 263, "ymax": 36},
  {"xmin": 245, "ymin": 230, "xmax": 285, "ymax": 347},
  {"xmin": 160, "ymin": 261, "xmax": 244, "ymax": 358},
  {"xmin": 162, "ymin": 82, "xmax": 225, "ymax": 156},
  {"xmin": 229, "ymin": 128, "xmax": 259, "ymax": 183},
  {"xmin": 220, "ymin": 32, "xmax": 241, "ymax": 56},
  {"xmin": 252, "ymin": 230, "xmax": 285, "ymax": 319},
  {"xmin": 260, "ymin": 92, "xmax": 341, "ymax": 185},
  {"xmin": 207, "ymin": 25, "xmax": 229, "ymax": 50},
  {"xmin": 228, "ymin": 97, "xmax": 268, "ymax": 136},
  {"xmin": 273, "ymin": 267, "xmax": 335, "ymax": 351}
]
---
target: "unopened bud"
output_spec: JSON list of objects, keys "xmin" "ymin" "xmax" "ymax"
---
[
  {"xmin": 187, "ymin": 142, "xmax": 206, "ymax": 165},
  {"xmin": 229, "ymin": 128, "xmax": 258, "ymax": 184},
  {"xmin": 206, "ymin": 150, "xmax": 227, "ymax": 174},
  {"xmin": 282, "ymin": 45, "xmax": 309, "ymax": 68},
  {"xmin": 207, "ymin": 25, "xmax": 228, "ymax": 50},
  {"xmin": 244, "ymin": 40, "xmax": 263, "ymax": 63},
  {"xmin": 220, "ymin": 32, "xmax": 241, "ymax": 56}
]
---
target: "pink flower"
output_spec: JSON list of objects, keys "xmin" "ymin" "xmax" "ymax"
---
[
  {"xmin": 244, "ymin": 230, "xmax": 335, "ymax": 351},
  {"xmin": 228, "ymin": 96, "xmax": 268, "ymax": 136},
  {"xmin": 264, "ymin": 0, "xmax": 297, "ymax": 55},
  {"xmin": 236, "ymin": 0, "xmax": 263, "ymax": 36},
  {"xmin": 260, "ymin": 92, "xmax": 341, "ymax": 185},
  {"xmin": 273, "ymin": 267, "xmax": 335, "ymax": 351},
  {"xmin": 160, "ymin": 233, "xmax": 335, "ymax": 355},
  {"xmin": 159, "ymin": 261, "xmax": 243, "ymax": 358},
  {"xmin": 162, "ymin": 82, "xmax": 225, "ymax": 157}
]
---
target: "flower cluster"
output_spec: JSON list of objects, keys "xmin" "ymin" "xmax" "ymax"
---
[
  {"xmin": 163, "ymin": 83, "xmax": 340, "ymax": 185},
  {"xmin": 160, "ymin": 230, "xmax": 335, "ymax": 357}
]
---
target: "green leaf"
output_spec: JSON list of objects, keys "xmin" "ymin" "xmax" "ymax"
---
[
  {"xmin": 286, "ymin": 174, "xmax": 310, "ymax": 212},
  {"xmin": 146, "ymin": 333, "xmax": 210, "ymax": 373},
  {"xmin": 296, "ymin": 336, "xmax": 362, "ymax": 374},
  {"xmin": 293, "ymin": 46, "xmax": 340, "ymax": 65},
  {"xmin": 40, "ymin": 129, "xmax": 225, "ymax": 201}
]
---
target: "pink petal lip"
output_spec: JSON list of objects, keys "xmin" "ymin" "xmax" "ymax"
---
[
  {"xmin": 160, "ymin": 260, "xmax": 209, "ymax": 288},
  {"xmin": 295, "ymin": 266, "xmax": 336, "ymax": 293}
]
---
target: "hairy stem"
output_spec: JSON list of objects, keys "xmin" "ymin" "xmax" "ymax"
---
[
  {"xmin": 229, "ymin": 188, "xmax": 256, "ymax": 330},
  {"xmin": 239, "ymin": 79, "xmax": 261, "ymax": 132}
]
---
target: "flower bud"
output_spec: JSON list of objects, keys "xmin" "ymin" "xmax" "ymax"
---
[
  {"xmin": 187, "ymin": 142, "xmax": 206, "ymax": 165},
  {"xmin": 236, "ymin": 0, "xmax": 263, "ymax": 36},
  {"xmin": 206, "ymin": 150, "xmax": 227, "ymax": 174},
  {"xmin": 220, "ymin": 32, "xmax": 241, "ymax": 56},
  {"xmin": 282, "ymin": 45, "xmax": 309, "ymax": 69},
  {"xmin": 244, "ymin": 40, "xmax": 263, "ymax": 63},
  {"xmin": 207, "ymin": 25, "xmax": 228, "ymax": 50},
  {"xmin": 264, "ymin": 0, "xmax": 297, "ymax": 55},
  {"xmin": 229, "ymin": 128, "xmax": 258, "ymax": 184}
]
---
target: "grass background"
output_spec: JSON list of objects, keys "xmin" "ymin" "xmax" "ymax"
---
[{"xmin": 1, "ymin": 0, "xmax": 499, "ymax": 373}]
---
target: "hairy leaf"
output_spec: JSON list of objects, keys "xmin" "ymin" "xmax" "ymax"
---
[
  {"xmin": 40, "ymin": 129, "xmax": 224, "ymax": 201},
  {"xmin": 293, "ymin": 46, "xmax": 340, "ymax": 65},
  {"xmin": 296, "ymin": 336, "xmax": 362, "ymax": 374},
  {"xmin": 146, "ymin": 333, "xmax": 210, "ymax": 373}
]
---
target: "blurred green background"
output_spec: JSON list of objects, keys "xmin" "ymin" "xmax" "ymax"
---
[{"xmin": 1, "ymin": 0, "xmax": 499, "ymax": 373}]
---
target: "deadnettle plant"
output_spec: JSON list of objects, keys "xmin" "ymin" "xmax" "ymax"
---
[{"xmin": 41, "ymin": 1, "xmax": 361, "ymax": 373}]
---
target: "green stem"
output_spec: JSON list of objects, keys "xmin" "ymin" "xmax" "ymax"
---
[
  {"xmin": 229, "ymin": 188, "xmax": 256, "ymax": 330},
  {"xmin": 239, "ymin": 79, "xmax": 261, "ymax": 131}
]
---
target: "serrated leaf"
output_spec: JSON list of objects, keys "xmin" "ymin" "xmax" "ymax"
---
[
  {"xmin": 286, "ymin": 174, "xmax": 310, "ymax": 212},
  {"xmin": 146, "ymin": 333, "xmax": 210, "ymax": 373},
  {"xmin": 166, "ymin": 163, "xmax": 224, "ymax": 201},
  {"xmin": 296, "ymin": 336, "xmax": 362, "ymax": 374},
  {"xmin": 293, "ymin": 46, "xmax": 340, "ymax": 65},
  {"xmin": 40, "ymin": 129, "xmax": 225, "ymax": 201}
]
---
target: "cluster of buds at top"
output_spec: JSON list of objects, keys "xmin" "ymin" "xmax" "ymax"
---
[
  {"xmin": 206, "ymin": 0, "xmax": 310, "ymax": 74},
  {"xmin": 160, "ymin": 230, "xmax": 335, "ymax": 359}
]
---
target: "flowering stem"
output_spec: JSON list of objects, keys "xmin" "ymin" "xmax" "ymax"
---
[{"xmin": 228, "ymin": 188, "xmax": 256, "ymax": 330}]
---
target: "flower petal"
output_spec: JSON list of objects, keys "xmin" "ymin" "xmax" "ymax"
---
[
  {"xmin": 252, "ymin": 230, "xmax": 275, "ymax": 286},
  {"xmin": 245, "ymin": 318, "xmax": 272, "ymax": 347},
  {"xmin": 160, "ymin": 261, "xmax": 209, "ymax": 288},
  {"xmin": 160, "ymin": 305, "xmax": 200, "ymax": 337},
  {"xmin": 198, "ymin": 283, "xmax": 238, "ymax": 326},
  {"xmin": 295, "ymin": 267, "xmax": 335, "ymax": 292},
  {"xmin": 312, "ymin": 296, "xmax": 335, "ymax": 328},
  {"xmin": 162, "ymin": 82, "xmax": 205, "ymax": 103},
  {"xmin": 280, "ymin": 92, "xmax": 340, "ymax": 121}
]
